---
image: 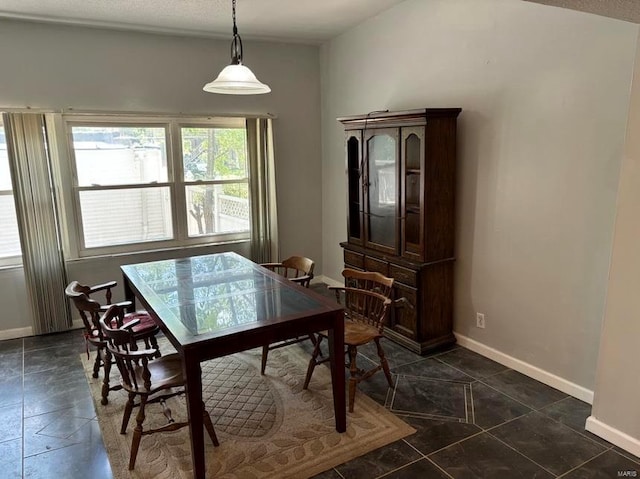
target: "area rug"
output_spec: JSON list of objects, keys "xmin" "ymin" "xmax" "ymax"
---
[{"xmin": 82, "ymin": 343, "xmax": 415, "ymax": 479}]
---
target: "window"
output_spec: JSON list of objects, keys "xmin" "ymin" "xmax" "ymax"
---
[
  {"xmin": 64, "ymin": 116, "xmax": 250, "ymax": 256},
  {"xmin": 0, "ymin": 117, "xmax": 22, "ymax": 265},
  {"xmin": 181, "ymin": 126, "xmax": 249, "ymax": 237}
]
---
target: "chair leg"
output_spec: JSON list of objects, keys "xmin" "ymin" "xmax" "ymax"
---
[
  {"xmin": 348, "ymin": 346, "xmax": 358, "ymax": 413},
  {"xmin": 202, "ymin": 402, "xmax": 219, "ymax": 447},
  {"xmin": 149, "ymin": 333, "xmax": 161, "ymax": 358},
  {"xmin": 121, "ymin": 392, "xmax": 136, "ymax": 434},
  {"xmin": 261, "ymin": 345, "xmax": 269, "ymax": 375},
  {"xmin": 375, "ymin": 338, "xmax": 394, "ymax": 388},
  {"xmin": 308, "ymin": 333, "xmax": 317, "ymax": 347},
  {"xmin": 100, "ymin": 348, "xmax": 112, "ymax": 405},
  {"xmin": 92, "ymin": 348, "xmax": 102, "ymax": 378},
  {"xmin": 303, "ymin": 337, "xmax": 323, "ymax": 389},
  {"xmin": 129, "ymin": 395, "xmax": 147, "ymax": 470},
  {"xmin": 308, "ymin": 333, "xmax": 322, "ymax": 357}
]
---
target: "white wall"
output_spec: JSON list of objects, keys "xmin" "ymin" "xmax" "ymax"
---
[
  {"xmin": 0, "ymin": 268, "xmax": 30, "ymax": 333},
  {"xmin": 587, "ymin": 31, "xmax": 640, "ymax": 455},
  {"xmin": 0, "ymin": 19, "xmax": 322, "ymax": 333},
  {"xmin": 320, "ymin": 0, "xmax": 638, "ymax": 390}
]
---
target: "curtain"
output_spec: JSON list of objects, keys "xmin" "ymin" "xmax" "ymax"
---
[
  {"xmin": 246, "ymin": 118, "xmax": 279, "ymax": 263},
  {"xmin": 4, "ymin": 113, "xmax": 71, "ymax": 334}
]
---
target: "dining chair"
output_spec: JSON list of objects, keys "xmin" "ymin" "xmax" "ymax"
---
[
  {"xmin": 330, "ymin": 268, "xmax": 394, "ymax": 301},
  {"xmin": 99, "ymin": 305, "xmax": 219, "ymax": 471},
  {"xmin": 65, "ymin": 280, "xmax": 160, "ymax": 405},
  {"xmin": 332, "ymin": 267, "xmax": 412, "ymax": 324},
  {"xmin": 303, "ymin": 286, "xmax": 393, "ymax": 413},
  {"xmin": 260, "ymin": 255, "xmax": 316, "ymax": 374}
]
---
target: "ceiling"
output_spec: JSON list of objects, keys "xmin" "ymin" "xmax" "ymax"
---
[
  {"xmin": 0, "ymin": 0, "xmax": 637, "ymax": 45},
  {"xmin": 525, "ymin": 0, "xmax": 640, "ymax": 24},
  {"xmin": 0, "ymin": 0, "xmax": 406, "ymax": 44}
]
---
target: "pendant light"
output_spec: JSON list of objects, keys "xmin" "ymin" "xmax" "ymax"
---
[{"xmin": 203, "ymin": 0, "xmax": 271, "ymax": 95}]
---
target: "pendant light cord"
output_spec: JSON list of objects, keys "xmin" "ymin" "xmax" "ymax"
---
[
  {"xmin": 232, "ymin": 0, "xmax": 238, "ymax": 35},
  {"xmin": 230, "ymin": 0, "xmax": 243, "ymax": 64}
]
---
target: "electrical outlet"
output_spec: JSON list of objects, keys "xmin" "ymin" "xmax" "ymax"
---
[{"xmin": 476, "ymin": 312, "xmax": 486, "ymax": 329}]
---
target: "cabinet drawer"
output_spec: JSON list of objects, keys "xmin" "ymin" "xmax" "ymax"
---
[
  {"xmin": 391, "ymin": 283, "xmax": 417, "ymax": 339},
  {"xmin": 389, "ymin": 264, "xmax": 417, "ymax": 287},
  {"xmin": 344, "ymin": 250, "xmax": 364, "ymax": 269},
  {"xmin": 364, "ymin": 256, "xmax": 389, "ymax": 275}
]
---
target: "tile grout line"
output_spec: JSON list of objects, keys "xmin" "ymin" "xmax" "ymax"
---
[
  {"xmin": 391, "ymin": 408, "xmax": 467, "ymax": 423},
  {"xmin": 531, "ymin": 398, "xmax": 616, "ymax": 450},
  {"xmin": 424, "ymin": 456, "xmax": 455, "ymax": 479},
  {"xmin": 424, "ymin": 429, "xmax": 487, "ymax": 458},
  {"xmin": 463, "ymin": 385, "xmax": 469, "ymax": 423},
  {"xmin": 469, "ymin": 382, "xmax": 476, "ymax": 425},
  {"xmin": 474, "ymin": 376, "xmax": 547, "ymax": 412},
  {"xmin": 401, "ymin": 437, "xmax": 455, "ymax": 479},
  {"xmin": 535, "ymin": 416, "xmax": 615, "ymax": 450},
  {"xmin": 333, "ymin": 467, "xmax": 346, "ymax": 479},
  {"xmin": 361, "ymin": 342, "xmax": 460, "ymax": 371},
  {"xmin": 485, "ymin": 430, "xmax": 566, "ymax": 477},
  {"xmin": 375, "ymin": 455, "xmax": 455, "ymax": 479},
  {"xmin": 432, "ymin": 353, "xmax": 508, "ymax": 382},
  {"xmin": 390, "ymin": 370, "xmax": 473, "ymax": 385},
  {"xmin": 555, "ymin": 449, "xmax": 611, "ymax": 478},
  {"xmin": 432, "ymin": 355, "xmax": 479, "ymax": 379},
  {"xmin": 21, "ymin": 337, "xmax": 25, "ymax": 479},
  {"xmin": 374, "ymin": 457, "xmax": 424, "ymax": 478}
]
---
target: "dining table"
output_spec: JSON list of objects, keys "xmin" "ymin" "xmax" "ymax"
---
[{"xmin": 120, "ymin": 251, "xmax": 346, "ymax": 478}]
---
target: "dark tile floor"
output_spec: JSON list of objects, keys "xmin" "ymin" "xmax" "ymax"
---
[{"xmin": 1, "ymin": 288, "xmax": 639, "ymax": 478}]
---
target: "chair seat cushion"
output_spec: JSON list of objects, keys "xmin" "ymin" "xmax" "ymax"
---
[
  {"xmin": 121, "ymin": 312, "xmax": 158, "ymax": 334},
  {"xmin": 344, "ymin": 321, "xmax": 382, "ymax": 346},
  {"xmin": 129, "ymin": 353, "xmax": 184, "ymax": 393},
  {"xmin": 318, "ymin": 321, "xmax": 382, "ymax": 347}
]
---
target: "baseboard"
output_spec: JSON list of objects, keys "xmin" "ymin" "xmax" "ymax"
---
[
  {"xmin": 0, "ymin": 320, "xmax": 84, "ymax": 341},
  {"xmin": 586, "ymin": 416, "xmax": 640, "ymax": 458},
  {"xmin": 0, "ymin": 326, "xmax": 33, "ymax": 341},
  {"xmin": 454, "ymin": 333, "xmax": 594, "ymax": 404}
]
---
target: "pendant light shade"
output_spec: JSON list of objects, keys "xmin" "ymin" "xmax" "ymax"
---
[
  {"xmin": 203, "ymin": 64, "xmax": 270, "ymax": 95},
  {"xmin": 203, "ymin": 0, "xmax": 270, "ymax": 95}
]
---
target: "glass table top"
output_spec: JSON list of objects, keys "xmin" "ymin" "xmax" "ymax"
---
[{"xmin": 121, "ymin": 252, "xmax": 328, "ymax": 340}]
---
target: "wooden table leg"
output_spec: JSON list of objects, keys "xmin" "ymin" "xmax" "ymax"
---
[
  {"xmin": 183, "ymin": 353, "xmax": 206, "ymax": 478},
  {"xmin": 122, "ymin": 275, "xmax": 136, "ymax": 313},
  {"xmin": 327, "ymin": 310, "xmax": 346, "ymax": 432}
]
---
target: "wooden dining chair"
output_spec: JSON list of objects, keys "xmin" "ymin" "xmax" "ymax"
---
[
  {"xmin": 260, "ymin": 256, "xmax": 316, "ymax": 374},
  {"xmin": 99, "ymin": 305, "xmax": 219, "ymax": 471},
  {"xmin": 332, "ymin": 268, "xmax": 412, "ymax": 322},
  {"xmin": 303, "ymin": 286, "xmax": 393, "ymax": 413},
  {"xmin": 65, "ymin": 280, "xmax": 160, "ymax": 405},
  {"xmin": 261, "ymin": 255, "xmax": 315, "ymax": 287},
  {"xmin": 330, "ymin": 268, "xmax": 394, "ymax": 302}
]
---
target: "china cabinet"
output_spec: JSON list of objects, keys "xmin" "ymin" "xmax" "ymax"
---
[{"xmin": 338, "ymin": 108, "xmax": 461, "ymax": 354}]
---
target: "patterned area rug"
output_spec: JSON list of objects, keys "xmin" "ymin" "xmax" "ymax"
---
[{"xmin": 82, "ymin": 343, "xmax": 415, "ymax": 478}]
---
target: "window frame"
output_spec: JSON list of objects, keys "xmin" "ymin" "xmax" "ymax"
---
[
  {"xmin": 177, "ymin": 122, "xmax": 251, "ymax": 241},
  {"xmin": 0, "ymin": 117, "xmax": 23, "ymax": 267},
  {"xmin": 61, "ymin": 114, "xmax": 250, "ymax": 258}
]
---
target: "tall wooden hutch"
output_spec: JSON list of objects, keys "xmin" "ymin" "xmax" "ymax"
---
[{"xmin": 338, "ymin": 108, "xmax": 461, "ymax": 354}]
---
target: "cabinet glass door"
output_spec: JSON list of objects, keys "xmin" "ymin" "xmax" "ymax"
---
[
  {"xmin": 401, "ymin": 126, "xmax": 425, "ymax": 261},
  {"xmin": 365, "ymin": 129, "xmax": 398, "ymax": 254},
  {"xmin": 346, "ymin": 132, "xmax": 362, "ymax": 244}
]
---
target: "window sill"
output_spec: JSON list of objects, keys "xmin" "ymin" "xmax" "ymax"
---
[
  {"xmin": 65, "ymin": 239, "xmax": 250, "ymax": 264},
  {"xmin": 0, "ymin": 263, "xmax": 24, "ymax": 273}
]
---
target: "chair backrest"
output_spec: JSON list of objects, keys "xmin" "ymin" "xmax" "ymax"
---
[
  {"xmin": 65, "ymin": 281, "xmax": 103, "ymax": 336},
  {"xmin": 342, "ymin": 269, "xmax": 394, "ymax": 298},
  {"xmin": 262, "ymin": 256, "xmax": 315, "ymax": 288},
  {"xmin": 100, "ymin": 305, "xmax": 155, "ymax": 392},
  {"xmin": 343, "ymin": 287, "xmax": 392, "ymax": 333},
  {"xmin": 281, "ymin": 256, "xmax": 315, "ymax": 276}
]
